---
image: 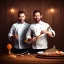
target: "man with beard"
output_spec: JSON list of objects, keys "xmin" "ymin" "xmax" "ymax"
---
[
  {"xmin": 8, "ymin": 11, "xmax": 31, "ymax": 54},
  {"xmin": 26, "ymin": 10, "xmax": 55, "ymax": 53}
]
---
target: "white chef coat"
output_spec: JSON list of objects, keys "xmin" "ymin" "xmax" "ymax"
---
[
  {"xmin": 26, "ymin": 21, "xmax": 55, "ymax": 49},
  {"xmin": 8, "ymin": 22, "xmax": 30, "ymax": 49}
]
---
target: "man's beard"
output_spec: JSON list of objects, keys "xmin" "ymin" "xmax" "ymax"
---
[
  {"xmin": 34, "ymin": 18, "xmax": 41, "ymax": 23},
  {"xmin": 19, "ymin": 19, "xmax": 24, "ymax": 22},
  {"xmin": 18, "ymin": 19, "xmax": 25, "ymax": 23}
]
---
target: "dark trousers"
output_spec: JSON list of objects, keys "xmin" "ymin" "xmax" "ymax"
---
[
  {"xmin": 31, "ymin": 49, "xmax": 47, "ymax": 54},
  {"xmin": 12, "ymin": 48, "xmax": 31, "ymax": 54},
  {"xmin": 12, "ymin": 48, "xmax": 47, "ymax": 54}
]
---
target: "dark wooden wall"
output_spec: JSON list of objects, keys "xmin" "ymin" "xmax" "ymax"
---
[{"xmin": 0, "ymin": 0, "xmax": 64, "ymax": 53}]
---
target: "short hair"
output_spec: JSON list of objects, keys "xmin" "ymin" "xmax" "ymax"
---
[
  {"xmin": 18, "ymin": 11, "xmax": 25, "ymax": 17},
  {"xmin": 33, "ymin": 10, "xmax": 41, "ymax": 16}
]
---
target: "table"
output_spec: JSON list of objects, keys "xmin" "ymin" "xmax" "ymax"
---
[{"xmin": 1, "ymin": 54, "xmax": 64, "ymax": 64}]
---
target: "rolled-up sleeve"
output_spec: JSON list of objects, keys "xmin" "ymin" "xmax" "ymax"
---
[
  {"xmin": 48, "ymin": 26, "xmax": 55, "ymax": 37},
  {"xmin": 8, "ymin": 24, "xmax": 15, "ymax": 40}
]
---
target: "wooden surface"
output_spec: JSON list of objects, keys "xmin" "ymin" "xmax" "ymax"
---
[{"xmin": 1, "ymin": 54, "xmax": 64, "ymax": 64}]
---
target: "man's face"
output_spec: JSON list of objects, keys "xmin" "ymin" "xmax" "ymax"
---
[
  {"xmin": 33, "ymin": 12, "xmax": 42, "ymax": 22},
  {"xmin": 18, "ymin": 13, "xmax": 25, "ymax": 22}
]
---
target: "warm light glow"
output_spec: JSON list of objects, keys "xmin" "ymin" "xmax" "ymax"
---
[
  {"xmin": 56, "ymin": 51, "xmax": 59, "ymax": 54},
  {"xmin": 10, "ymin": 8, "xmax": 15, "ymax": 13},
  {"xmin": 50, "ymin": 8, "xmax": 55, "ymax": 13}
]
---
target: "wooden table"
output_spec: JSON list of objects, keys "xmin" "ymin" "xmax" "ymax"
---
[{"xmin": 1, "ymin": 54, "xmax": 64, "ymax": 64}]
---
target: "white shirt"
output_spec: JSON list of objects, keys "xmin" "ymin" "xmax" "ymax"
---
[
  {"xmin": 8, "ymin": 22, "xmax": 30, "ymax": 49},
  {"xmin": 26, "ymin": 21, "xmax": 55, "ymax": 49}
]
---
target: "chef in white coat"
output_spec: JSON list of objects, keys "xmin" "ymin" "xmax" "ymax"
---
[
  {"xmin": 26, "ymin": 10, "xmax": 55, "ymax": 53},
  {"xmin": 8, "ymin": 11, "xmax": 31, "ymax": 53}
]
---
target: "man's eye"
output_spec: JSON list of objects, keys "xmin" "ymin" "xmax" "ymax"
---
[{"xmin": 22, "ymin": 16, "xmax": 24, "ymax": 17}]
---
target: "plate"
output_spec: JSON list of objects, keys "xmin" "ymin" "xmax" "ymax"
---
[{"xmin": 36, "ymin": 54, "xmax": 64, "ymax": 59}]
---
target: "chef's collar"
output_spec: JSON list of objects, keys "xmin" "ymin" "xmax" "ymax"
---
[
  {"xmin": 18, "ymin": 21, "xmax": 26, "ymax": 24},
  {"xmin": 38, "ymin": 20, "xmax": 43, "ymax": 24}
]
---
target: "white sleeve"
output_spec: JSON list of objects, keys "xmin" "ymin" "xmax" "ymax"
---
[
  {"xmin": 47, "ymin": 26, "xmax": 55, "ymax": 37},
  {"xmin": 26, "ymin": 26, "xmax": 32, "ymax": 40},
  {"xmin": 8, "ymin": 24, "xmax": 16, "ymax": 40}
]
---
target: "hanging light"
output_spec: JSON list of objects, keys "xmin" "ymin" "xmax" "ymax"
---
[
  {"xmin": 10, "ymin": 0, "xmax": 15, "ymax": 14},
  {"xmin": 10, "ymin": 8, "xmax": 15, "ymax": 14},
  {"xmin": 50, "ymin": 8, "xmax": 55, "ymax": 13}
]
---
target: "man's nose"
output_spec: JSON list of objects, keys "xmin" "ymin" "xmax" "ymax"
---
[{"xmin": 36, "ymin": 16, "xmax": 38, "ymax": 18}]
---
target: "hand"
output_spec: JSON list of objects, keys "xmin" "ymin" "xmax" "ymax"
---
[
  {"xmin": 28, "ymin": 38, "xmax": 33, "ymax": 43},
  {"xmin": 28, "ymin": 37, "xmax": 36, "ymax": 43},
  {"xmin": 10, "ymin": 34, "xmax": 18, "ymax": 40},
  {"xmin": 32, "ymin": 37, "xmax": 37, "ymax": 42},
  {"xmin": 15, "ymin": 34, "xmax": 18, "ymax": 39},
  {"xmin": 40, "ymin": 30, "xmax": 47, "ymax": 34},
  {"xmin": 10, "ymin": 36, "xmax": 15, "ymax": 40}
]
